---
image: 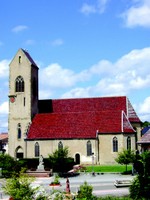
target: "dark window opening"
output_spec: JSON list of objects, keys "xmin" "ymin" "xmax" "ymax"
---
[
  {"xmin": 17, "ymin": 123, "xmax": 21, "ymax": 139},
  {"xmin": 127, "ymin": 136, "xmax": 131, "ymax": 150},
  {"xmin": 113, "ymin": 137, "xmax": 118, "ymax": 152},
  {"xmin": 35, "ymin": 142, "xmax": 40, "ymax": 157},
  {"xmin": 24, "ymin": 97, "xmax": 25, "ymax": 106},
  {"xmin": 15, "ymin": 76, "xmax": 24, "ymax": 92},
  {"xmin": 87, "ymin": 140, "xmax": 92, "ymax": 156},
  {"xmin": 19, "ymin": 56, "xmax": 21, "ymax": 63}
]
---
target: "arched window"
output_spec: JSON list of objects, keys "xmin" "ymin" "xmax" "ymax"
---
[
  {"xmin": 15, "ymin": 76, "xmax": 24, "ymax": 92},
  {"xmin": 58, "ymin": 141, "xmax": 63, "ymax": 150},
  {"xmin": 35, "ymin": 142, "xmax": 40, "ymax": 157},
  {"xmin": 127, "ymin": 136, "xmax": 131, "ymax": 150},
  {"xmin": 17, "ymin": 123, "xmax": 21, "ymax": 139},
  {"xmin": 113, "ymin": 137, "xmax": 118, "ymax": 152},
  {"xmin": 87, "ymin": 140, "xmax": 92, "ymax": 156}
]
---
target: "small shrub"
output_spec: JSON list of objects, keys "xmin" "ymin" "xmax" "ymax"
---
[
  {"xmin": 76, "ymin": 181, "xmax": 96, "ymax": 200},
  {"xmin": 2, "ymin": 173, "xmax": 38, "ymax": 200},
  {"xmin": 50, "ymin": 174, "xmax": 60, "ymax": 185}
]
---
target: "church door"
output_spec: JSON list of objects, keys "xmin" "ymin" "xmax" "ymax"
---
[
  {"xmin": 75, "ymin": 153, "xmax": 80, "ymax": 164},
  {"xmin": 16, "ymin": 146, "xmax": 24, "ymax": 159}
]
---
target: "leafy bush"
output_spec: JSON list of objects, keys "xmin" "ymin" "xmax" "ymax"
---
[
  {"xmin": 49, "ymin": 190, "xmax": 66, "ymax": 200},
  {"xmin": 48, "ymin": 146, "xmax": 75, "ymax": 173},
  {"xmin": 0, "ymin": 154, "xmax": 25, "ymax": 177},
  {"xmin": 50, "ymin": 174, "xmax": 60, "ymax": 185},
  {"xmin": 130, "ymin": 175, "xmax": 150, "ymax": 199},
  {"xmin": 129, "ymin": 151, "xmax": 150, "ymax": 199},
  {"xmin": 76, "ymin": 181, "xmax": 97, "ymax": 200},
  {"xmin": 2, "ymin": 172, "xmax": 38, "ymax": 200},
  {"xmin": 19, "ymin": 158, "xmax": 52, "ymax": 170}
]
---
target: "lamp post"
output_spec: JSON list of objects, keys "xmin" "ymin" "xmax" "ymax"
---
[{"xmin": 92, "ymin": 152, "xmax": 95, "ymax": 176}]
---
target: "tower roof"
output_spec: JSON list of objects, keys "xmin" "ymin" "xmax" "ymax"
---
[{"xmin": 21, "ymin": 49, "xmax": 38, "ymax": 68}]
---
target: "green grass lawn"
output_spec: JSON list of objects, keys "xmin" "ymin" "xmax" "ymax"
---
[{"xmin": 85, "ymin": 165, "xmax": 132, "ymax": 173}]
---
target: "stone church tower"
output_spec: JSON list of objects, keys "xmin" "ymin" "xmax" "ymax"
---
[{"xmin": 8, "ymin": 49, "xmax": 38, "ymax": 158}]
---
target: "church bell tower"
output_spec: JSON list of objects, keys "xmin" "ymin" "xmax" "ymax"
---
[{"xmin": 8, "ymin": 49, "xmax": 39, "ymax": 158}]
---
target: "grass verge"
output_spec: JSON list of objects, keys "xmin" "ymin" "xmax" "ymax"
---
[{"xmin": 85, "ymin": 165, "xmax": 132, "ymax": 174}]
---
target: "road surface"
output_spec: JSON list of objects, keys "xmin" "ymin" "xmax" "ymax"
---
[{"xmin": 0, "ymin": 173, "xmax": 135, "ymax": 199}]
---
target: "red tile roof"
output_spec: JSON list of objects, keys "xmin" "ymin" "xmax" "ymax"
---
[
  {"xmin": 52, "ymin": 96, "xmax": 140, "ymax": 122},
  {"xmin": 27, "ymin": 96, "xmax": 139, "ymax": 140},
  {"xmin": 0, "ymin": 133, "xmax": 8, "ymax": 141}
]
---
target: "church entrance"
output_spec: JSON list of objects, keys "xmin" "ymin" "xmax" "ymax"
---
[
  {"xmin": 16, "ymin": 146, "xmax": 24, "ymax": 159},
  {"xmin": 75, "ymin": 153, "xmax": 80, "ymax": 164}
]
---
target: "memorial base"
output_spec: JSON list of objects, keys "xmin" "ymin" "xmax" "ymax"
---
[{"xmin": 26, "ymin": 170, "xmax": 52, "ymax": 177}]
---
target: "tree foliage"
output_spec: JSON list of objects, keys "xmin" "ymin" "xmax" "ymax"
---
[
  {"xmin": 48, "ymin": 146, "xmax": 74, "ymax": 173},
  {"xmin": 115, "ymin": 149, "xmax": 135, "ymax": 172},
  {"xmin": 2, "ymin": 172, "xmax": 37, "ymax": 200},
  {"xmin": 142, "ymin": 121, "xmax": 150, "ymax": 128},
  {"xmin": 76, "ymin": 181, "xmax": 96, "ymax": 200},
  {"xmin": 0, "ymin": 154, "xmax": 25, "ymax": 177},
  {"xmin": 130, "ymin": 151, "xmax": 150, "ymax": 199}
]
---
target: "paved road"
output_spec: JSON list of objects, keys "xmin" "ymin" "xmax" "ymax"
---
[
  {"xmin": 33, "ymin": 173, "xmax": 134, "ymax": 197},
  {"xmin": 0, "ymin": 173, "xmax": 135, "ymax": 199}
]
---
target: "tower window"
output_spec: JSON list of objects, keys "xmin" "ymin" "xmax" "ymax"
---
[
  {"xmin": 17, "ymin": 123, "xmax": 21, "ymax": 139},
  {"xmin": 35, "ymin": 142, "xmax": 40, "ymax": 157},
  {"xmin": 87, "ymin": 140, "xmax": 92, "ymax": 156},
  {"xmin": 15, "ymin": 76, "xmax": 24, "ymax": 92},
  {"xmin": 113, "ymin": 137, "xmax": 118, "ymax": 152},
  {"xmin": 19, "ymin": 56, "xmax": 21, "ymax": 63}
]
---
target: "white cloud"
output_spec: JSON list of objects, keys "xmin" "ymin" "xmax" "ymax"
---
[
  {"xmin": 80, "ymin": 0, "xmax": 109, "ymax": 15},
  {"xmin": 40, "ymin": 63, "xmax": 90, "ymax": 89},
  {"xmin": 0, "ymin": 101, "xmax": 8, "ymax": 114},
  {"xmin": 80, "ymin": 3, "xmax": 96, "ymax": 15},
  {"xmin": 51, "ymin": 47, "xmax": 150, "ymax": 99},
  {"xmin": 97, "ymin": 0, "xmax": 109, "ymax": 13},
  {"xmin": 51, "ymin": 39, "xmax": 64, "ymax": 46},
  {"xmin": 90, "ymin": 60, "xmax": 113, "ymax": 75},
  {"xmin": 138, "ymin": 96, "xmax": 150, "ymax": 121},
  {"xmin": 39, "ymin": 47, "xmax": 150, "ymax": 99},
  {"xmin": 0, "ymin": 60, "xmax": 9, "ymax": 78},
  {"xmin": 121, "ymin": 0, "xmax": 150, "ymax": 28},
  {"xmin": 0, "ymin": 101, "xmax": 9, "ymax": 132},
  {"xmin": 139, "ymin": 97, "xmax": 150, "ymax": 113},
  {"xmin": 12, "ymin": 25, "xmax": 28, "ymax": 33}
]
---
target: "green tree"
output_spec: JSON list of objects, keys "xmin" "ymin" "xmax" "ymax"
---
[
  {"xmin": 130, "ymin": 151, "xmax": 150, "ymax": 199},
  {"xmin": 48, "ymin": 146, "xmax": 74, "ymax": 173},
  {"xmin": 0, "ymin": 154, "xmax": 24, "ymax": 177},
  {"xmin": 115, "ymin": 149, "xmax": 135, "ymax": 172},
  {"xmin": 142, "ymin": 121, "xmax": 150, "ymax": 127}
]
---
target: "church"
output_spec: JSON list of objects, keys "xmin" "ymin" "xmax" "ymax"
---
[{"xmin": 8, "ymin": 49, "xmax": 142, "ymax": 165}]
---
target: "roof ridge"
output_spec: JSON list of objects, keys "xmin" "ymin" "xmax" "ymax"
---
[{"xmin": 122, "ymin": 111, "xmax": 135, "ymax": 133}]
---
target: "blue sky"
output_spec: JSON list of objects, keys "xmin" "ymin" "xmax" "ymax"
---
[{"xmin": 0, "ymin": 0, "xmax": 150, "ymax": 132}]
